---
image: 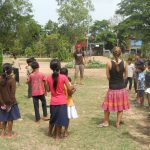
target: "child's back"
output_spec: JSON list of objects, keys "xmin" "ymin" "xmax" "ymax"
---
[
  {"xmin": 29, "ymin": 71, "xmax": 46, "ymax": 96},
  {"xmin": 47, "ymin": 74, "xmax": 68, "ymax": 105},
  {"xmin": 27, "ymin": 61, "xmax": 48, "ymax": 122},
  {"xmin": 0, "ymin": 74, "xmax": 16, "ymax": 106},
  {"xmin": 0, "ymin": 63, "xmax": 20, "ymax": 138}
]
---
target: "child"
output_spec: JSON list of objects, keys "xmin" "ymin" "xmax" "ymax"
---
[
  {"xmin": 27, "ymin": 61, "xmax": 48, "ymax": 122},
  {"xmin": 0, "ymin": 63, "xmax": 20, "ymax": 138},
  {"xmin": 145, "ymin": 61, "xmax": 150, "ymax": 109},
  {"xmin": 60, "ymin": 67, "xmax": 78, "ymax": 137},
  {"xmin": 125, "ymin": 58, "xmax": 134, "ymax": 92},
  {"xmin": 137, "ymin": 65, "xmax": 145, "ymax": 106},
  {"xmin": 47, "ymin": 59, "xmax": 75, "ymax": 139}
]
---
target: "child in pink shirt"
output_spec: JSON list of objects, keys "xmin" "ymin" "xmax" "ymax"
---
[
  {"xmin": 27, "ymin": 61, "xmax": 48, "ymax": 122},
  {"xmin": 47, "ymin": 59, "xmax": 75, "ymax": 139}
]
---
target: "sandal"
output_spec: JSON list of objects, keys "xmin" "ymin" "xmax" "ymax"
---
[{"xmin": 97, "ymin": 123, "xmax": 109, "ymax": 128}]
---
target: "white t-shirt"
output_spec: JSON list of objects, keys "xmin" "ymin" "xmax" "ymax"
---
[
  {"xmin": 12, "ymin": 58, "xmax": 20, "ymax": 69},
  {"xmin": 128, "ymin": 63, "xmax": 134, "ymax": 77}
]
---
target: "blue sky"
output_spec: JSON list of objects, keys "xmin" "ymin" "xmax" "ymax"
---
[{"xmin": 29, "ymin": 0, "xmax": 121, "ymax": 25}]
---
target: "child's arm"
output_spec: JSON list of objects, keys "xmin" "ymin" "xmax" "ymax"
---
[
  {"xmin": 44, "ymin": 80, "xmax": 48, "ymax": 95},
  {"xmin": 46, "ymin": 80, "xmax": 50, "ymax": 92},
  {"xmin": 68, "ymin": 86, "xmax": 76, "ymax": 96},
  {"xmin": 26, "ymin": 77, "xmax": 30, "ymax": 84},
  {"xmin": 65, "ymin": 82, "xmax": 76, "ymax": 94},
  {"xmin": 106, "ymin": 62, "xmax": 110, "ymax": 80}
]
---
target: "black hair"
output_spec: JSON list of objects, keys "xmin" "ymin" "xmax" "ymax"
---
[
  {"xmin": 30, "ymin": 57, "xmax": 36, "ymax": 62},
  {"xmin": 137, "ymin": 64, "xmax": 145, "ymax": 72},
  {"xmin": 60, "ymin": 67, "xmax": 72, "ymax": 82},
  {"xmin": 60, "ymin": 67, "xmax": 68, "ymax": 76},
  {"xmin": 26, "ymin": 57, "xmax": 36, "ymax": 65},
  {"xmin": 1, "ymin": 63, "xmax": 13, "ymax": 86},
  {"xmin": 26, "ymin": 58, "xmax": 32, "ymax": 64},
  {"xmin": 50, "ymin": 59, "xmax": 61, "ymax": 90},
  {"xmin": 31, "ymin": 61, "xmax": 39, "ymax": 70}
]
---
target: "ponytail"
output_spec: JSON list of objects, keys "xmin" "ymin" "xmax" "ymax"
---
[
  {"xmin": 52, "ymin": 70, "xmax": 59, "ymax": 90},
  {"xmin": 114, "ymin": 56, "xmax": 120, "ymax": 72},
  {"xmin": 112, "ymin": 47, "xmax": 121, "ymax": 72},
  {"xmin": 50, "ymin": 59, "xmax": 61, "ymax": 90}
]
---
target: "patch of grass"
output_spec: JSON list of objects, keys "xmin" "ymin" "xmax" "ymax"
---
[
  {"xmin": 65, "ymin": 60, "xmax": 106, "ymax": 69},
  {"xmin": 0, "ymin": 77, "xmax": 148, "ymax": 150},
  {"xmin": 65, "ymin": 62, "xmax": 74, "ymax": 68},
  {"xmin": 86, "ymin": 60, "xmax": 106, "ymax": 69}
]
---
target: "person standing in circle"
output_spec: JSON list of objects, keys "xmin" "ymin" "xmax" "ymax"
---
[
  {"xmin": 73, "ymin": 44, "xmax": 85, "ymax": 85},
  {"xmin": 97, "ymin": 47, "xmax": 130, "ymax": 128},
  {"xmin": 0, "ymin": 63, "xmax": 21, "ymax": 138},
  {"xmin": 12, "ymin": 53, "xmax": 21, "ymax": 84}
]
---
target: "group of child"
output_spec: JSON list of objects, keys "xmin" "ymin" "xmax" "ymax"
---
[
  {"xmin": 126, "ymin": 58, "xmax": 150, "ymax": 108},
  {"xmin": 0, "ymin": 53, "xmax": 149, "ymax": 139},
  {"xmin": 0, "ymin": 58, "xmax": 78, "ymax": 139}
]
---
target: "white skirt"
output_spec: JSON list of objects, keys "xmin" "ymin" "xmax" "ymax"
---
[
  {"xmin": 145, "ymin": 88, "xmax": 150, "ymax": 94},
  {"xmin": 68, "ymin": 106, "xmax": 78, "ymax": 119}
]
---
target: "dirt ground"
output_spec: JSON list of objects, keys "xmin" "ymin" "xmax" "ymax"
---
[{"xmin": 10, "ymin": 56, "xmax": 109, "ymax": 78}]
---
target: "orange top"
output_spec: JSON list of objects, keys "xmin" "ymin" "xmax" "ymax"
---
[{"xmin": 64, "ymin": 83, "xmax": 74, "ymax": 106}]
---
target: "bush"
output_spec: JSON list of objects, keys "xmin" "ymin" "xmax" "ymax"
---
[
  {"xmin": 65, "ymin": 60, "xmax": 105, "ymax": 69},
  {"xmin": 65, "ymin": 62, "xmax": 74, "ymax": 68},
  {"xmin": 86, "ymin": 60, "xmax": 105, "ymax": 69},
  {"xmin": 25, "ymin": 47, "xmax": 33, "ymax": 57},
  {"xmin": 57, "ymin": 48, "xmax": 72, "ymax": 62}
]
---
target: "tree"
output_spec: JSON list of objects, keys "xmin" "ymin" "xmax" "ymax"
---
[
  {"xmin": 45, "ymin": 20, "xmax": 58, "ymax": 34},
  {"xmin": 0, "ymin": 0, "xmax": 32, "ymax": 49},
  {"xmin": 116, "ymin": 0, "xmax": 150, "ymax": 43},
  {"xmin": 33, "ymin": 40, "xmax": 46, "ymax": 57},
  {"xmin": 90, "ymin": 20, "xmax": 117, "ymax": 50},
  {"xmin": 57, "ymin": 0, "xmax": 94, "ymax": 45}
]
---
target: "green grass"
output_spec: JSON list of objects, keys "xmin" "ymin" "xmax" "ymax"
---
[{"xmin": 0, "ymin": 77, "xmax": 149, "ymax": 150}]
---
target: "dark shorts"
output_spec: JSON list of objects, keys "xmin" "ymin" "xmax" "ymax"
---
[
  {"xmin": 138, "ymin": 90, "xmax": 145, "ymax": 97},
  {"xmin": 0, "ymin": 104, "xmax": 21, "ymax": 122},
  {"xmin": 50, "ymin": 104, "xmax": 68, "ymax": 127}
]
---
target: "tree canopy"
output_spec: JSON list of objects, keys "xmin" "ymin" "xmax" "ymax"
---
[
  {"xmin": 0, "ymin": 0, "xmax": 32, "ymax": 49},
  {"xmin": 90, "ymin": 20, "xmax": 117, "ymax": 50},
  {"xmin": 57, "ymin": 0, "xmax": 94, "ymax": 45},
  {"xmin": 116, "ymin": 0, "xmax": 150, "ymax": 43}
]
